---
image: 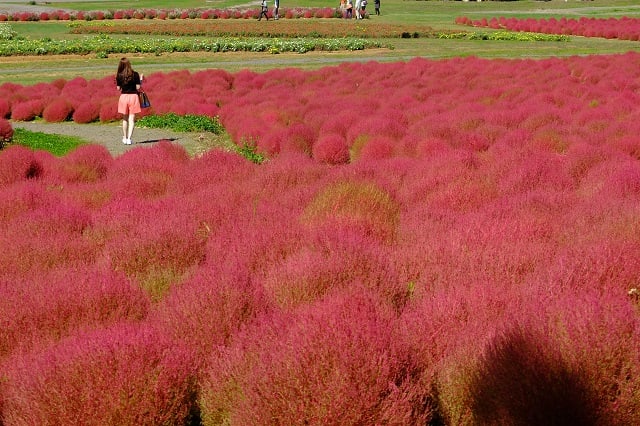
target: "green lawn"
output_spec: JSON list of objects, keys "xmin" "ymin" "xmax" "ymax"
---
[
  {"xmin": 1, "ymin": 0, "xmax": 640, "ymax": 85},
  {"xmin": 9, "ymin": 128, "xmax": 85, "ymax": 156}
]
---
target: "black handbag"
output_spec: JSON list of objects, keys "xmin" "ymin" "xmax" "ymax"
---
[{"xmin": 139, "ymin": 90, "xmax": 151, "ymax": 108}]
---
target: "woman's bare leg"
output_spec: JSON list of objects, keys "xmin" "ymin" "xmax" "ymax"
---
[{"xmin": 126, "ymin": 114, "xmax": 135, "ymax": 142}]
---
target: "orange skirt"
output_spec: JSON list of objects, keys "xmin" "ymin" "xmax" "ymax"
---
[{"xmin": 118, "ymin": 93, "xmax": 141, "ymax": 115}]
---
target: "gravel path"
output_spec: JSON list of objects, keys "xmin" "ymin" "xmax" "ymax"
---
[
  {"xmin": 0, "ymin": 1, "xmax": 75, "ymax": 14},
  {"xmin": 11, "ymin": 120, "xmax": 219, "ymax": 157}
]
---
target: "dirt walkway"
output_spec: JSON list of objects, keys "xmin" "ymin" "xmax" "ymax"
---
[{"xmin": 11, "ymin": 120, "xmax": 221, "ymax": 157}]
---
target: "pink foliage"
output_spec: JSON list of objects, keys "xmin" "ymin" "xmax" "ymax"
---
[
  {"xmin": 312, "ymin": 132, "xmax": 350, "ymax": 164},
  {"xmin": 72, "ymin": 101, "xmax": 101, "ymax": 123},
  {"xmin": 2, "ymin": 323, "xmax": 198, "ymax": 425},
  {"xmin": 459, "ymin": 15, "xmax": 640, "ymax": 41},
  {"xmin": 10, "ymin": 100, "xmax": 44, "ymax": 121},
  {"xmin": 201, "ymin": 289, "xmax": 434, "ymax": 424},
  {"xmin": 3, "ymin": 54, "xmax": 640, "ymax": 423},
  {"xmin": 0, "ymin": 145, "xmax": 44, "ymax": 185},
  {"xmin": 42, "ymin": 97, "xmax": 73, "ymax": 122},
  {"xmin": 151, "ymin": 259, "xmax": 267, "ymax": 363},
  {"xmin": 0, "ymin": 266, "xmax": 149, "ymax": 358},
  {"xmin": 0, "ymin": 190, "xmax": 96, "ymax": 276},
  {"xmin": 280, "ymin": 122, "xmax": 316, "ymax": 155},
  {"xmin": 466, "ymin": 325, "xmax": 603, "ymax": 425},
  {"xmin": 99, "ymin": 98, "xmax": 120, "ymax": 122},
  {"xmin": 55, "ymin": 143, "xmax": 113, "ymax": 183},
  {"xmin": 357, "ymin": 135, "xmax": 396, "ymax": 161}
]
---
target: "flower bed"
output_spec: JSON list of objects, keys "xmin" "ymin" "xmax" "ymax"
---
[
  {"xmin": 69, "ymin": 19, "xmax": 441, "ymax": 39},
  {"xmin": 0, "ymin": 34, "xmax": 382, "ymax": 56},
  {"xmin": 0, "ymin": 7, "xmax": 343, "ymax": 22},
  {"xmin": 456, "ymin": 15, "xmax": 640, "ymax": 41}
]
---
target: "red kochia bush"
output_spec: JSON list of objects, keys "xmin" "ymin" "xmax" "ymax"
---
[
  {"xmin": 312, "ymin": 133, "xmax": 350, "ymax": 164},
  {"xmin": 102, "ymin": 201, "xmax": 209, "ymax": 300},
  {"xmin": 2, "ymin": 323, "xmax": 198, "ymax": 426},
  {"xmin": 55, "ymin": 143, "xmax": 113, "ymax": 183},
  {"xmin": 42, "ymin": 97, "xmax": 73, "ymax": 122},
  {"xmin": 72, "ymin": 101, "xmax": 100, "ymax": 123},
  {"xmin": 200, "ymin": 289, "xmax": 434, "ymax": 424},
  {"xmin": 10, "ymin": 100, "xmax": 44, "ymax": 121},
  {"xmin": 99, "ymin": 98, "xmax": 120, "ymax": 122},
  {"xmin": 0, "ymin": 266, "xmax": 150, "ymax": 359},
  {"xmin": 151, "ymin": 257, "xmax": 267, "ymax": 362},
  {"xmin": 467, "ymin": 325, "xmax": 602, "ymax": 425},
  {"xmin": 0, "ymin": 145, "xmax": 44, "ymax": 185},
  {"xmin": 301, "ymin": 180, "xmax": 401, "ymax": 244},
  {"xmin": 0, "ymin": 190, "xmax": 97, "ymax": 276}
]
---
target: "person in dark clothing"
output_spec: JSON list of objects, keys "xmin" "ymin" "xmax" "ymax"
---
[
  {"xmin": 374, "ymin": 0, "xmax": 380, "ymax": 15},
  {"xmin": 258, "ymin": 0, "xmax": 269, "ymax": 21},
  {"xmin": 115, "ymin": 57, "xmax": 142, "ymax": 145}
]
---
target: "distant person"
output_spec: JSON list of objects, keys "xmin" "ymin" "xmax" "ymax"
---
[
  {"xmin": 374, "ymin": 0, "xmax": 380, "ymax": 15},
  {"xmin": 360, "ymin": 0, "xmax": 367, "ymax": 17},
  {"xmin": 115, "ymin": 57, "xmax": 142, "ymax": 145},
  {"xmin": 345, "ymin": 0, "xmax": 353, "ymax": 18},
  {"xmin": 273, "ymin": 0, "xmax": 279, "ymax": 20},
  {"xmin": 258, "ymin": 0, "xmax": 269, "ymax": 21},
  {"xmin": 354, "ymin": 0, "xmax": 362, "ymax": 19}
]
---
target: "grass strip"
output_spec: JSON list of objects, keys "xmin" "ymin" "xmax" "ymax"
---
[
  {"xmin": 9, "ymin": 128, "xmax": 85, "ymax": 156},
  {"xmin": 137, "ymin": 113, "xmax": 224, "ymax": 133}
]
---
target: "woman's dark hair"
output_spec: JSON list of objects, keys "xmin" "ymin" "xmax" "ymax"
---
[{"xmin": 117, "ymin": 57, "xmax": 134, "ymax": 85}]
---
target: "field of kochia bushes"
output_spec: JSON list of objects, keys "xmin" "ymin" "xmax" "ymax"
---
[
  {"xmin": 1, "ymin": 52, "xmax": 640, "ymax": 424},
  {"xmin": 457, "ymin": 15, "xmax": 640, "ymax": 41}
]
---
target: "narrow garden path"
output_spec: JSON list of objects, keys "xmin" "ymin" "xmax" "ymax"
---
[{"xmin": 11, "ymin": 120, "xmax": 221, "ymax": 157}]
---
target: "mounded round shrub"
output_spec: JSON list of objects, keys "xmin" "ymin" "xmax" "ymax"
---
[
  {"xmin": 200, "ymin": 289, "xmax": 432, "ymax": 424},
  {"xmin": 466, "ymin": 326, "xmax": 602, "ymax": 425},
  {"xmin": 99, "ymin": 99, "xmax": 120, "ymax": 122},
  {"xmin": 357, "ymin": 135, "xmax": 396, "ymax": 161},
  {"xmin": 56, "ymin": 144, "xmax": 113, "ymax": 183},
  {"xmin": 0, "ymin": 266, "xmax": 150, "ymax": 359},
  {"xmin": 11, "ymin": 100, "xmax": 44, "ymax": 121},
  {"xmin": 42, "ymin": 97, "xmax": 73, "ymax": 122},
  {"xmin": 0, "ymin": 145, "xmax": 44, "ymax": 185},
  {"xmin": 302, "ymin": 180, "xmax": 400, "ymax": 243},
  {"xmin": 280, "ymin": 123, "xmax": 316, "ymax": 156},
  {"xmin": 2, "ymin": 323, "xmax": 199, "ymax": 426},
  {"xmin": 312, "ymin": 133, "xmax": 350, "ymax": 164},
  {"xmin": 72, "ymin": 101, "xmax": 101, "ymax": 124}
]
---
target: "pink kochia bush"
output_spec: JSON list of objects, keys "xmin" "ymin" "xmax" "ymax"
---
[
  {"xmin": 456, "ymin": 15, "xmax": 640, "ymax": 40},
  {"xmin": 2, "ymin": 323, "xmax": 198, "ymax": 425},
  {"xmin": 3, "ymin": 54, "xmax": 640, "ymax": 423},
  {"xmin": 200, "ymin": 290, "xmax": 433, "ymax": 424},
  {"xmin": 42, "ymin": 97, "xmax": 73, "ymax": 122}
]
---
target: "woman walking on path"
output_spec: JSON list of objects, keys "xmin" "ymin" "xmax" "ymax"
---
[
  {"xmin": 115, "ymin": 57, "xmax": 142, "ymax": 145},
  {"xmin": 258, "ymin": 0, "xmax": 269, "ymax": 21}
]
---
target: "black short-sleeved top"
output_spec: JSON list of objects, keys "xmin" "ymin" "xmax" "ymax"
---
[{"xmin": 116, "ymin": 71, "xmax": 141, "ymax": 94}]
